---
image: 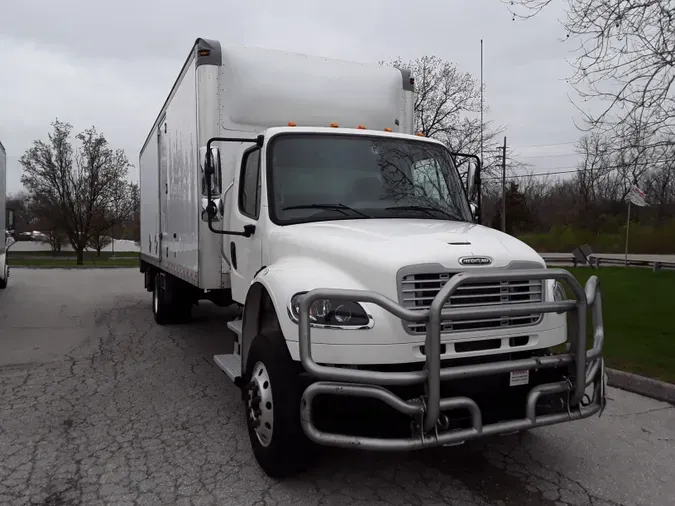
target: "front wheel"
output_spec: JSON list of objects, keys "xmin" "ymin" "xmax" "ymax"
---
[{"xmin": 244, "ymin": 332, "xmax": 316, "ymax": 478}]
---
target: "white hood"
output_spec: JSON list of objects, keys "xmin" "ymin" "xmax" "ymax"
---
[{"xmin": 268, "ymin": 219, "xmax": 544, "ymax": 273}]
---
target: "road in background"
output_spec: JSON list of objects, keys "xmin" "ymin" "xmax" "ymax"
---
[
  {"xmin": 542, "ymin": 253, "xmax": 675, "ymax": 263},
  {"xmin": 9, "ymin": 239, "xmax": 139, "ymax": 253},
  {"xmin": 1, "ymin": 269, "xmax": 673, "ymax": 506}
]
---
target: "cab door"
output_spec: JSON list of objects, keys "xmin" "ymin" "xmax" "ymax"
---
[{"xmin": 229, "ymin": 145, "xmax": 263, "ymax": 304}]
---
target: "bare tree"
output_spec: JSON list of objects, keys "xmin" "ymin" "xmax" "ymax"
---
[
  {"xmin": 5, "ymin": 191, "xmax": 35, "ymax": 237},
  {"xmin": 117, "ymin": 182, "xmax": 141, "ymax": 242},
  {"xmin": 644, "ymin": 162, "xmax": 675, "ymax": 222},
  {"xmin": 19, "ymin": 120, "xmax": 133, "ymax": 265},
  {"xmin": 87, "ymin": 210, "xmax": 114, "ymax": 256},
  {"xmin": 86, "ymin": 180, "xmax": 138, "ymax": 255},
  {"xmin": 517, "ymin": 171, "xmax": 557, "ymax": 225},
  {"xmin": 506, "ymin": 0, "xmax": 675, "ymax": 144},
  {"xmin": 382, "ymin": 55, "xmax": 504, "ymax": 178}
]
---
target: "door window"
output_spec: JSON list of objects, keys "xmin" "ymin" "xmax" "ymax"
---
[{"xmin": 239, "ymin": 148, "xmax": 261, "ymax": 219}]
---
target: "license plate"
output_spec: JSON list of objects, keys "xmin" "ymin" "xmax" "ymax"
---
[{"xmin": 509, "ymin": 370, "xmax": 529, "ymax": 386}]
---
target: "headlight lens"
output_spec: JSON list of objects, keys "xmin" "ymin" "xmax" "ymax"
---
[
  {"xmin": 289, "ymin": 292, "xmax": 372, "ymax": 328},
  {"xmin": 552, "ymin": 281, "xmax": 567, "ymax": 301}
]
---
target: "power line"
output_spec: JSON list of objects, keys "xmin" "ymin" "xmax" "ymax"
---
[
  {"xmin": 515, "ymin": 152, "xmax": 580, "ymax": 159},
  {"xmin": 483, "ymin": 168, "xmax": 578, "ymax": 180},
  {"xmin": 483, "ymin": 159, "xmax": 648, "ymax": 180},
  {"xmin": 485, "ymin": 162, "xmax": 579, "ymax": 171},
  {"xmin": 510, "ymin": 140, "xmax": 578, "ymax": 149}
]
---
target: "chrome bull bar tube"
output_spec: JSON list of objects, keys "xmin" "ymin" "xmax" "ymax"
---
[
  {"xmin": 300, "ymin": 379, "xmax": 603, "ymax": 450},
  {"xmin": 298, "ymin": 268, "xmax": 605, "ymax": 450}
]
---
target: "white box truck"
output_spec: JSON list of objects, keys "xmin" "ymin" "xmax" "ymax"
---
[
  {"xmin": 0, "ymin": 140, "xmax": 15, "ymax": 289},
  {"xmin": 139, "ymin": 39, "xmax": 606, "ymax": 478}
]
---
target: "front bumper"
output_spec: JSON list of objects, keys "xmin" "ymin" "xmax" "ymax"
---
[{"xmin": 297, "ymin": 268, "xmax": 606, "ymax": 450}]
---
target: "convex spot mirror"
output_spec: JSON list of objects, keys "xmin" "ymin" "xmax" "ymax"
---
[
  {"xmin": 6, "ymin": 208, "xmax": 15, "ymax": 231},
  {"xmin": 466, "ymin": 161, "xmax": 478, "ymax": 200},
  {"xmin": 199, "ymin": 147, "xmax": 222, "ymax": 195},
  {"xmin": 469, "ymin": 202, "xmax": 478, "ymax": 222}
]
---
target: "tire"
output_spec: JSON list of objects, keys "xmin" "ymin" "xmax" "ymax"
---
[
  {"xmin": 243, "ymin": 332, "xmax": 316, "ymax": 478},
  {"xmin": 152, "ymin": 272, "xmax": 193, "ymax": 325},
  {"xmin": 152, "ymin": 273, "xmax": 172, "ymax": 325},
  {"xmin": 0, "ymin": 265, "xmax": 8, "ymax": 289},
  {"xmin": 173, "ymin": 290, "xmax": 193, "ymax": 323}
]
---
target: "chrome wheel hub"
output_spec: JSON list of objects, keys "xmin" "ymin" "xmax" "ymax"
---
[{"xmin": 247, "ymin": 361, "xmax": 274, "ymax": 447}]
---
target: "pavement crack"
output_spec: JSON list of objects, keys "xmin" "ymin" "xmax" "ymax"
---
[{"xmin": 607, "ymin": 406, "xmax": 674, "ymax": 418}]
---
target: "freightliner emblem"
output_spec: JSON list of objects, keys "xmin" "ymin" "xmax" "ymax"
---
[{"xmin": 458, "ymin": 256, "xmax": 493, "ymax": 266}]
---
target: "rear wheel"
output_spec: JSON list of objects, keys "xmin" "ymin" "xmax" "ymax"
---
[
  {"xmin": 152, "ymin": 273, "xmax": 171, "ymax": 324},
  {"xmin": 244, "ymin": 332, "xmax": 316, "ymax": 478},
  {"xmin": 152, "ymin": 272, "xmax": 194, "ymax": 325},
  {"xmin": 0, "ymin": 264, "xmax": 8, "ymax": 289}
]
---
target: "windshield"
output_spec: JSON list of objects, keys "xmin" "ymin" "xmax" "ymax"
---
[{"xmin": 267, "ymin": 133, "xmax": 472, "ymax": 225}]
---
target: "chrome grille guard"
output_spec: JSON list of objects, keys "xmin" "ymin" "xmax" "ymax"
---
[{"xmin": 298, "ymin": 268, "xmax": 606, "ymax": 450}]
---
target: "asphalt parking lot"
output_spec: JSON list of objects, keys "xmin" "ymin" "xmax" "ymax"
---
[{"xmin": 0, "ymin": 269, "xmax": 673, "ymax": 506}]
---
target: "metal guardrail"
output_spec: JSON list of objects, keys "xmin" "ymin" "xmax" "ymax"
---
[
  {"xmin": 541, "ymin": 254, "xmax": 675, "ymax": 271},
  {"xmin": 297, "ymin": 268, "xmax": 606, "ymax": 451}
]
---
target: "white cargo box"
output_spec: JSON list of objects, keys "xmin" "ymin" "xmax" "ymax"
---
[{"xmin": 218, "ymin": 45, "xmax": 411, "ymax": 133}]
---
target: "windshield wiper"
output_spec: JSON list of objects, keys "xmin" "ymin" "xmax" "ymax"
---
[
  {"xmin": 282, "ymin": 203, "xmax": 371, "ymax": 218},
  {"xmin": 385, "ymin": 205, "xmax": 459, "ymax": 220}
]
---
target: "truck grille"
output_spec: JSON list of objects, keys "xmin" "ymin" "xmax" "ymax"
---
[{"xmin": 399, "ymin": 272, "xmax": 544, "ymax": 334}]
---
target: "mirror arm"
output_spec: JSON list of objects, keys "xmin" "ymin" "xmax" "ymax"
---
[
  {"xmin": 449, "ymin": 151, "xmax": 482, "ymax": 224},
  {"xmin": 203, "ymin": 135, "xmax": 264, "ymax": 238},
  {"xmin": 205, "ymin": 172, "xmax": 255, "ymax": 238},
  {"xmin": 206, "ymin": 135, "xmax": 264, "ymax": 152}
]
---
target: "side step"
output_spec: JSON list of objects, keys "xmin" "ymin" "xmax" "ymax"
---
[
  {"xmin": 214, "ymin": 354, "xmax": 242, "ymax": 385},
  {"xmin": 215, "ymin": 319, "xmax": 243, "ymax": 385},
  {"xmin": 227, "ymin": 319, "xmax": 242, "ymax": 337},
  {"xmin": 227, "ymin": 319, "xmax": 242, "ymax": 357}
]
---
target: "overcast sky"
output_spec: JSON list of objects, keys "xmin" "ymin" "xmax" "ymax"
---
[{"xmin": 0, "ymin": 0, "xmax": 586, "ymax": 195}]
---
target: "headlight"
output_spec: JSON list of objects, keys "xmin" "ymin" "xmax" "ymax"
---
[
  {"xmin": 552, "ymin": 281, "xmax": 567, "ymax": 301},
  {"xmin": 288, "ymin": 292, "xmax": 373, "ymax": 329}
]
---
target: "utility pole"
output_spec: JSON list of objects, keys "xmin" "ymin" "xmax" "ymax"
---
[
  {"xmin": 480, "ymin": 40, "xmax": 483, "ymax": 166},
  {"xmin": 479, "ymin": 39, "xmax": 484, "ymax": 223},
  {"xmin": 501, "ymin": 136, "xmax": 507, "ymax": 233}
]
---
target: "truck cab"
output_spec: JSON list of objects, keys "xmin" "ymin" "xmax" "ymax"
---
[{"xmin": 202, "ymin": 124, "xmax": 605, "ymax": 478}]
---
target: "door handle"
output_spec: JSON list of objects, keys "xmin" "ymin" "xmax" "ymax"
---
[{"xmin": 230, "ymin": 241, "xmax": 238, "ymax": 270}]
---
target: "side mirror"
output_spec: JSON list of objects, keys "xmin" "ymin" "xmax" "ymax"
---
[
  {"xmin": 201, "ymin": 196, "xmax": 224, "ymax": 223},
  {"xmin": 200, "ymin": 146, "xmax": 222, "ymax": 195},
  {"xmin": 469, "ymin": 202, "xmax": 479, "ymax": 222},
  {"xmin": 6, "ymin": 208, "xmax": 15, "ymax": 231},
  {"xmin": 466, "ymin": 161, "xmax": 478, "ymax": 200}
]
